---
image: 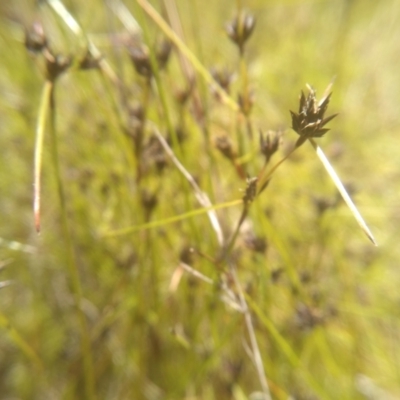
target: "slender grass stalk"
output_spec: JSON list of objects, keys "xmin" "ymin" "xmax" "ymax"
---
[
  {"xmin": 179, "ymin": 262, "xmax": 214, "ymax": 285},
  {"xmin": 135, "ymin": 4, "xmax": 203, "ymax": 244},
  {"xmin": 128, "ymin": 8, "xmax": 273, "ymax": 394},
  {"xmin": 162, "ymin": 0, "xmax": 194, "ymax": 82},
  {"xmin": 33, "ymin": 80, "xmax": 53, "ymax": 232},
  {"xmin": 134, "ymin": 4, "xmax": 178, "ymax": 154},
  {"xmin": 252, "ymin": 198, "xmax": 303, "ymax": 295},
  {"xmin": 48, "ymin": 86, "xmax": 96, "ymax": 400},
  {"xmin": 238, "ymin": 29, "xmax": 254, "ymax": 149},
  {"xmin": 220, "ymin": 205, "xmax": 248, "ymax": 262},
  {"xmin": 235, "ymin": 118, "xmax": 246, "ymax": 170},
  {"xmin": 94, "ymin": 69, "xmax": 138, "ymax": 191},
  {"xmin": 246, "ymin": 295, "xmax": 331, "ymax": 400},
  {"xmin": 46, "ymin": 0, "xmax": 119, "ymax": 84},
  {"xmin": 229, "ymin": 263, "xmax": 272, "ymax": 400},
  {"xmin": 314, "ymin": 328, "xmax": 344, "ymax": 377},
  {"xmin": 214, "ymin": 178, "xmax": 272, "ymax": 399},
  {"xmin": 154, "ymin": 128, "xmax": 224, "ymax": 245},
  {"xmin": 309, "ymin": 138, "xmax": 377, "ymax": 245},
  {"xmin": 0, "ymin": 312, "xmax": 43, "ymax": 370},
  {"xmin": 257, "ymin": 144, "xmax": 297, "ymax": 194},
  {"xmin": 239, "ymin": 57, "xmax": 249, "ymax": 112},
  {"xmin": 102, "ymin": 198, "xmax": 242, "ymax": 237},
  {"xmin": 136, "ymin": 0, "xmax": 239, "ymax": 113},
  {"xmin": 185, "ymin": 0, "xmax": 220, "ymax": 206}
]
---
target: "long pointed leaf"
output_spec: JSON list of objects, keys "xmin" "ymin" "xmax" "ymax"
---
[
  {"xmin": 309, "ymin": 138, "xmax": 377, "ymax": 245},
  {"xmin": 33, "ymin": 80, "xmax": 53, "ymax": 232}
]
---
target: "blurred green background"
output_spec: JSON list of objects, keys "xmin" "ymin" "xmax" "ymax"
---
[{"xmin": 1, "ymin": 0, "xmax": 400, "ymax": 399}]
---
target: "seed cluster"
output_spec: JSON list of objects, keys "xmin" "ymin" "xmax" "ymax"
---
[{"xmin": 290, "ymin": 85, "xmax": 337, "ymax": 147}]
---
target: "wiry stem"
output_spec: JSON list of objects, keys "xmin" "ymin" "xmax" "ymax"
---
[
  {"xmin": 219, "ymin": 205, "xmax": 248, "ymax": 262},
  {"xmin": 229, "ymin": 263, "xmax": 272, "ymax": 400},
  {"xmin": 218, "ymin": 190, "xmax": 272, "ymax": 399},
  {"xmin": 136, "ymin": 0, "xmax": 239, "ymax": 112},
  {"xmin": 257, "ymin": 144, "xmax": 297, "ymax": 194},
  {"xmin": 48, "ymin": 85, "xmax": 96, "ymax": 400}
]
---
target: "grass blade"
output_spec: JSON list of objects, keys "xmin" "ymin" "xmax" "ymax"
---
[
  {"xmin": 33, "ymin": 80, "xmax": 53, "ymax": 232},
  {"xmin": 309, "ymin": 138, "xmax": 377, "ymax": 245}
]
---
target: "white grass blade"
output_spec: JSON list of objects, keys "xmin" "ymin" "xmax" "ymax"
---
[
  {"xmin": 153, "ymin": 128, "xmax": 225, "ymax": 246},
  {"xmin": 46, "ymin": 0, "xmax": 119, "ymax": 84},
  {"xmin": 309, "ymin": 138, "xmax": 377, "ymax": 245}
]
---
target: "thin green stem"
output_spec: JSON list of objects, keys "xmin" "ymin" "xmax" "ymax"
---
[
  {"xmin": 136, "ymin": 4, "xmax": 201, "ymax": 243},
  {"xmin": 48, "ymin": 84, "xmax": 96, "ymax": 400},
  {"xmin": 136, "ymin": 0, "xmax": 239, "ymax": 113},
  {"xmin": 229, "ymin": 262, "xmax": 272, "ymax": 400},
  {"xmin": 220, "ymin": 204, "xmax": 248, "ymax": 262},
  {"xmin": 257, "ymin": 145, "xmax": 297, "ymax": 195},
  {"xmin": 239, "ymin": 55, "xmax": 251, "ymax": 119},
  {"xmin": 246, "ymin": 295, "xmax": 331, "ymax": 400},
  {"xmin": 258, "ymin": 207, "xmax": 303, "ymax": 294},
  {"xmin": 102, "ymin": 199, "xmax": 242, "ymax": 238}
]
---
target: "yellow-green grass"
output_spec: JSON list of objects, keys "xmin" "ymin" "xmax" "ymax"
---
[{"xmin": 0, "ymin": 0, "xmax": 399, "ymax": 399}]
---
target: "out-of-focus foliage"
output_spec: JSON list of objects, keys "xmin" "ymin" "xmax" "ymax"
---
[{"xmin": 1, "ymin": 0, "xmax": 400, "ymax": 399}]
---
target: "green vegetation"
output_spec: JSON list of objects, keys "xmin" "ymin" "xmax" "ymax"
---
[{"xmin": 1, "ymin": 0, "xmax": 399, "ymax": 399}]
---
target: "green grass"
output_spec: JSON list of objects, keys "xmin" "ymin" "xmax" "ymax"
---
[{"xmin": 1, "ymin": 0, "xmax": 400, "ymax": 399}]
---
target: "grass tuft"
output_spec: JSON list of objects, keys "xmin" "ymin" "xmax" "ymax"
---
[{"xmin": 1, "ymin": 1, "xmax": 398, "ymax": 399}]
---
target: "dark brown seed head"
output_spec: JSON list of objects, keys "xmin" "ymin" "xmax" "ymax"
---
[
  {"xmin": 294, "ymin": 303, "xmax": 324, "ymax": 331},
  {"xmin": 25, "ymin": 22, "xmax": 47, "ymax": 53},
  {"xmin": 179, "ymin": 245, "xmax": 195, "ymax": 265},
  {"xmin": 129, "ymin": 103, "xmax": 145, "ymax": 122},
  {"xmin": 144, "ymin": 134, "xmax": 168, "ymax": 173},
  {"xmin": 244, "ymin": 232, "xmax": 268, "ymax": 253},
  {"xmin": 312, "ymin": 195, "xmax": 338, "ymax": 216},
  {"xmin": 129, "ymin": 39, "xmax": 171, "ymax": 77},
  {"xmin": 226, "ymin": 12, "xmax": 256, "ymax": 53},
  {"xmin": 211, "ymin": 67, "xmax": 234, "ymax": 93},
  {"xmin": 140, "ymin": 189, "xmax": 158, "ymax": 220},
  {"xmin": 129, "ymin": 45, "xmax": 152, "ymax": 77},
  {"xmin": 290, "ymin": 85, "xmax": 338, "ymax": 147},
  {"xmin": 155, "ymin": 39, "xmax": 172, "ymax": 70},
  {"xmin": 174, "ymin": 85, "xmax": 193, "ymax": 105},
  {"xmin": 259, "ymin": 130, "xmax": 282, "ymax": 163},
  {"xmin": 243, "ymin": 177, "xmax": 258, "ymax": 204},
  {"xmin": 215, "ymin": 135, "xmax": 236, "ymax": 160},
  {"xmin": 44, "ymin": 51, "xmax": 71, "ymax": 82},
  {"xmin": 126, "ymin": 104, "xmax": 145, "ymax": 146},
  {"xmin": 79, "ymin": 50, "xmax": 102, "ymax": 70}
]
